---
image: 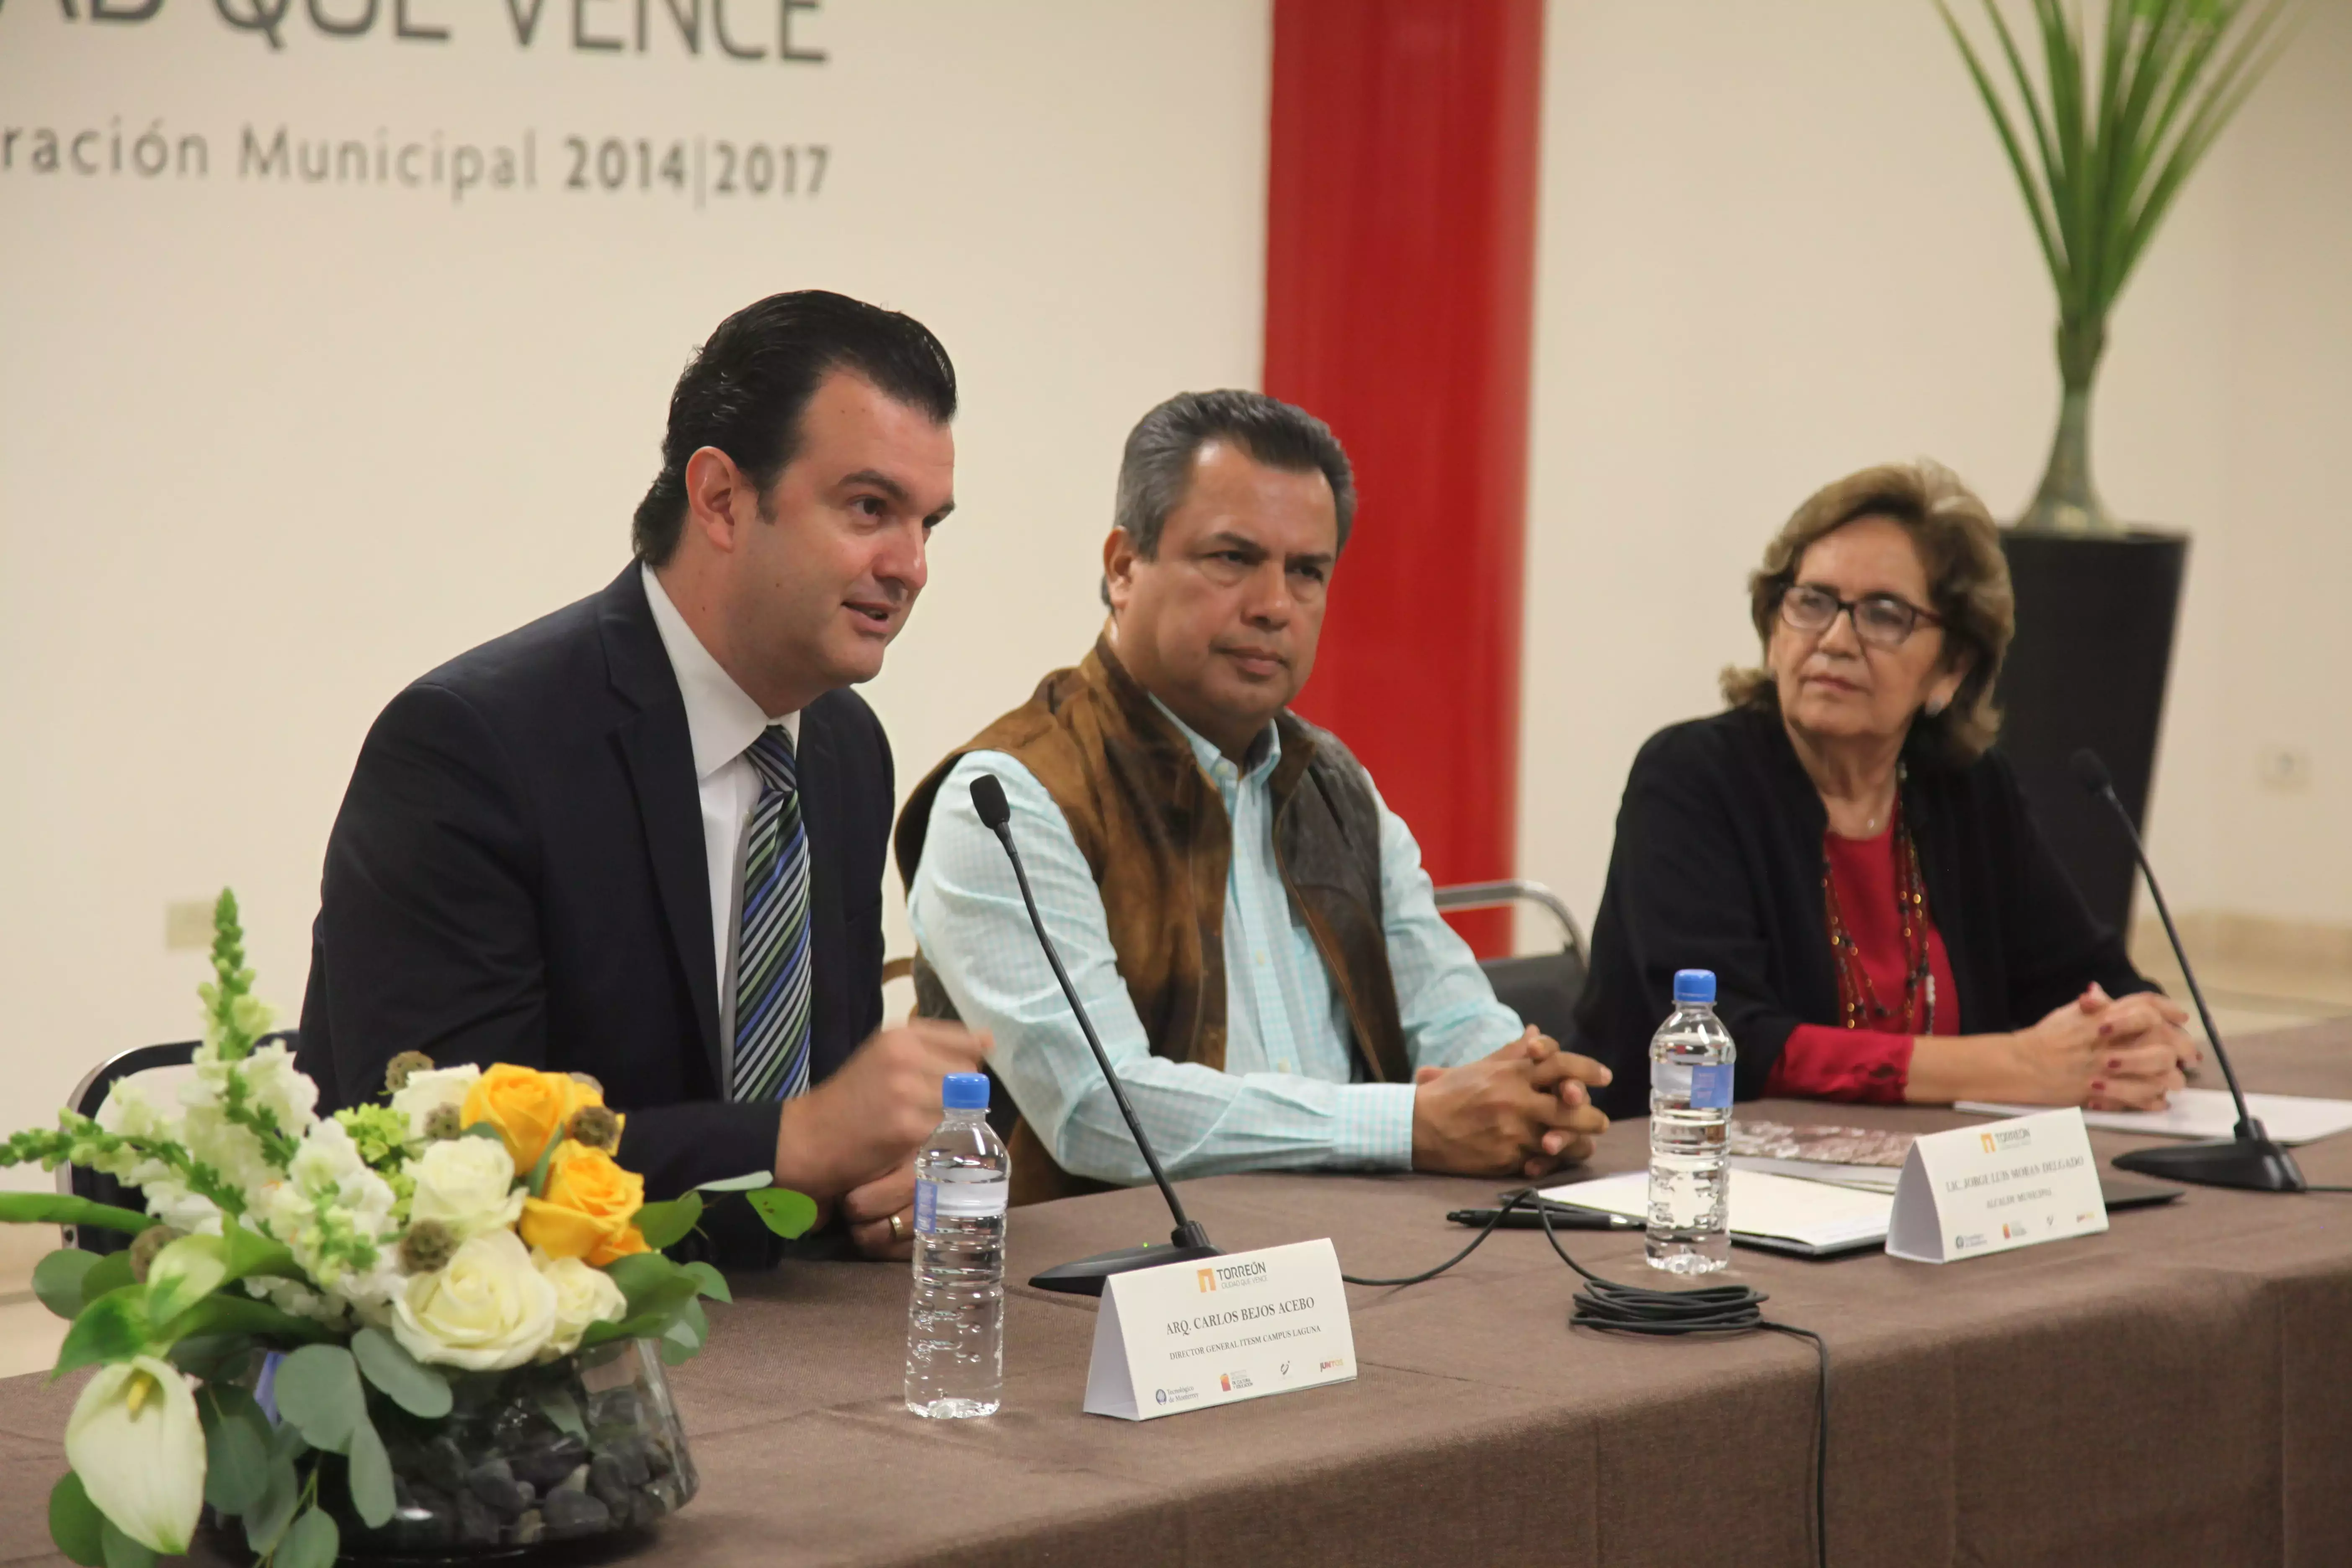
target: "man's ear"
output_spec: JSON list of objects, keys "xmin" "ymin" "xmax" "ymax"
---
[
  {"xmin": 1101, "ymin": 526, "xmax": 1140, "ymax": 614},
  {"xmin": 683, "ymin": 446, "xmax": 754, "ymax": 555}
]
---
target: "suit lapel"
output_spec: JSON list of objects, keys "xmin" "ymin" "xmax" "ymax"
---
[
  {"xmin": 797, "ymin": 701, "xmax": 846, "ymax": 1077},
  {"xmin": 598, "ymin": 569, "xmax": 725, "ymax": 1087}
]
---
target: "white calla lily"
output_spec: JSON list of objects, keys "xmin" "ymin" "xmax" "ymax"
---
[{"xmin": 64, "ymin": 1355, "xmax": 206, "ymax": 1555}]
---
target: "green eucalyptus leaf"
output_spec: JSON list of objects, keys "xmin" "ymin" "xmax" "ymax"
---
[
  {"xmin": 693, "ymin": 1170, "xmax": 774, "ymax": 1193},
  {"xmin": 0, "ymin": 1192, "xmax": 152, "ymax": 1234},
  {"xmin": 201, "ymin": 1397, "xmax": 272, "ymax": 1514},
  {"xmin": 31, "ymin": 1250, "xmax": 101, "ymax": 1321},
  {"xmin": 534, "ymin": 1384, "xmax": 587, "ymax": 1442},
  {"xmin": 629, "ymin": 1193, "xmax": 702, "ymax": 1251},
  {"xmin": 461, "ymin": 1121, "xmax": 508, "ymax": 1144},
  {"xmin": 53, "ymin": 1288, "xmax": 149, "ymax": 1378},
  {"xmin": 577, "ymin": 1313, "xmax": 668, "ymax": 1349},
  {"xmin": 47, "ymin": 1472, "xmax": 105, "ymax": 1568},
  {"xmin": 244, "ymin": 1455, "xmax": 302, "ymax": 1556},
  {"xmin": 346, "ymin": 1416, "xmax": 397, "ymax": 1528},
  {"xmin": 144, "ymin": 1234, "xmax": 230, "ymax": 1330},
  {"xmin": 659, "ymin": 1326, "xmax": 696, "ymax": 1367},
  {"xmin": 269, "ymin": 1414, "xmax": 311, "ymax": 1463},
  {"xmin": 351, "ymin": 1326, "xmax": 453, "ymax": 1419},
  {"xmin": 274, "ymin": 1507, "xmax": 339, "ymax": 1568},
  {"xmin": 682, "ymin": 1260, "xmax": 731, "ymax": 1303},
  {"xmin": 602, "ymin": 1252, "xmax": 701, "ymax": 1320},
  {"xmin": 97, "ymin": 1519, "xmax": 155, "ymax": 1568},
  {"xmin": 273, "ymin": 1343, "xmax": 364, "ymax": 1454},
  {"xmin": 746, "ymin": 1186, "xmax": 819, "ymax": 1239}
]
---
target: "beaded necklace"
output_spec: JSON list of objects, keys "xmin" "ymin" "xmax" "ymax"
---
[{"xmin": 1821, "ymin": 779, "xmax": 1936, "ymax": 1034}]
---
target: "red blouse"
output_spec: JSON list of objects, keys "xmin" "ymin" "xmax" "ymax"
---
[{"xmin": 1764, "ymin": 824, "xmax": 1958, "ymax": 1103}]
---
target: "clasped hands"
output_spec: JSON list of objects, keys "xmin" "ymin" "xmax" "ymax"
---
[
  {"xmin": 2011, "ymin": 983, "xmax": 2201, "ymax": 1112},
  {"xmin": 1411, "ymin": 1026, "xmax": 1613, "ymax": 1181}
]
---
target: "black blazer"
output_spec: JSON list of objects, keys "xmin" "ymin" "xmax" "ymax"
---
[
  {"xmin": 297, "ymin": 565, "xmax": 890, "ymax": 1233},
  {"xmin": 1573, "ymin": 704, "xmax": 2151, "ymax": 1119}
]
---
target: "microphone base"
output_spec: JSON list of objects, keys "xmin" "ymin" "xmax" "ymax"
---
[
  {"xmin": 1029, "ymin": 1235, "xmax": 1222, "ymax": 1297},
  {"xmin": 2112, "ymin": 1135, "xmax": 2306, "ymax": 1193}
]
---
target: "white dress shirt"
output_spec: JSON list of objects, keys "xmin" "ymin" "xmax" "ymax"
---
[{"xmin": 639, "ymin": 565, "xmax": 800, "ymax": 1078}]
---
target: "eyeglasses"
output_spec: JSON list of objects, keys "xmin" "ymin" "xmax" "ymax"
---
[{"xmin": 1777, "ymin": 583, "xmax": 1942, "ymax": 649}]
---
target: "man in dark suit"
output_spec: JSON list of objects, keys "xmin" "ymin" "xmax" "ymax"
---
[{"xmin": 298, "ymin": 290, "xmax": 986, "ymax": 1264}]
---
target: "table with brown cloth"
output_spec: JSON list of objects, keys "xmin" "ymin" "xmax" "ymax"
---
[{"xmin": 6, "ymin": 1019, "xmax": 2352, "ymax": 1568}]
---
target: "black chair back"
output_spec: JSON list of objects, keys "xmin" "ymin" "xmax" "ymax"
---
[
  {"xmin": 1477, "ymin": 948, "xmax": 1588, "ymax": 1045},
  {"xmin": 1431, "ymin": 879, "xmax": 1591, "ymax": 1044}
]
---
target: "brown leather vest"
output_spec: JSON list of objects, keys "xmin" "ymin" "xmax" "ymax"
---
[{"xmin": 895, "ymin": 637, "xmax": 1410, "ymax": 1204}]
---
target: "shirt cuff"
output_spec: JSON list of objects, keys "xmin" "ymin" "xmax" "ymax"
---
[
  {"xmin": 1765, "ymin": 1024, "xmax": 1912, "ymax": 1104},
  {"xmin": 1335, "ymin": 1082, "xmax": 1419, "ymax": 1170}
]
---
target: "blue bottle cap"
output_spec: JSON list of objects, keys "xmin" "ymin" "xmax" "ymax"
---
[
  {"xmin": 1672, "ymin": 969, "xmax": 1716, "ymax": 1005},
  {"xmin": 942, "ymin": 1073, "xmax": 990, "ymax": 1111}
]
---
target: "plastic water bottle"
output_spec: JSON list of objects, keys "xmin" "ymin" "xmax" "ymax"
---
[
  {"xmin": 904, "ymin": 1072, "xmax": 1009, "ymax": 1418},
  {"xmin": 1647, "ymin": 968, "xmax": 1736, "ymax": 1274}
]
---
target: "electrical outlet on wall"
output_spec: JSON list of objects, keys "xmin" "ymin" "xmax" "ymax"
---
[
  {"xmin": 164, "ymin": 900, "xmax": 215, "ymax": 950},
  {"xmin": 2257, "ymin": 745, "xmax": 2312, "ymax": 792}
]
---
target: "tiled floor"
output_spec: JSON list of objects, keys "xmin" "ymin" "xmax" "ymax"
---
[{"xmin": 9, "ymin": 948, "xmax": 2347, "ymax": 1382}]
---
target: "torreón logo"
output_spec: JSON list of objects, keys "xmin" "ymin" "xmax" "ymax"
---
[{"xmin": 8, "ymin": 0, "xmax": 830, "ymax": 60}]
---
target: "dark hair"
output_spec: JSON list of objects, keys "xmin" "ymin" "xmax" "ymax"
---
[
  {"xmin": 1722, "ymin": 459, "xmax": 2014, "ymax": 762},
  {"xmin": 632, "ymin": 290, "xmax": 957, "ymax": 565},
  {"xmin": 1104, "ymin": 390, "xmax": 1356, "ymax": 603}
]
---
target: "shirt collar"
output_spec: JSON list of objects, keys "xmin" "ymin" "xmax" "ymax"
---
[
  {"xmin": 640, "ymin": 563, "xmax": 800, "ymax": 782},
  {"xmin": 1148, "ymin": 694, "xmax": 1279, "ymax": 787}
]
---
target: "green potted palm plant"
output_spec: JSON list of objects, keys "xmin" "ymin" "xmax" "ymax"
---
[{"xmin": 1937, "ymin": 0, "xmax": 2294, "ymax": 931}]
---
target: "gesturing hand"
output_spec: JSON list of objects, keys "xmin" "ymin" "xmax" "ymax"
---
[
  {"xmin": 1411, "ymin": 1027, "xmax": 1612, "ymax": 1180},
  {"xmin": 772, "ymin": 1020, "xmax": 989, "ymax": 1209},
  {"xmin": 840, "ymin": 1160, "xmax": 918, "ymax": 1261}
]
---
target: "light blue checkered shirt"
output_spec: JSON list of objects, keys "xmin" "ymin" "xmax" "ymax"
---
[{"xmin": 907, "ymin": 701, "xmax": 1524, "ymax": 1185}]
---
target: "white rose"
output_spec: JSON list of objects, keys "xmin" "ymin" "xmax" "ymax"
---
[
  {"xmin": 534, "ymin": 1249, "xmax": 627, "ymax": 1359},
  {"xmin": 66, "ymin": 1357, "xmax": 205, "ymax": 1555},
  {"xmin": 391, "ymin": 1063, "xmax": 483, "ymax": 1141},
  {"xmin": 407, "ymin": 1137, "xmax": 524, "ymax": 1240},
  {"xmin": 392, "ymin": 1230, "xmax": 557, "ymax": 1370}
]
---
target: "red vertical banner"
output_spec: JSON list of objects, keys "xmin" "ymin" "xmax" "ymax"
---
[{"xmin": 1263, "ymin": 0, "xmax": 1545, "ymax": 955}]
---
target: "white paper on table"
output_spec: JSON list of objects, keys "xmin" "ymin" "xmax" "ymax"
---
[
  {"xmin": 1540, "ymin": 1169, "xmax": 1893, "ymax": 1250},
  {"xmin": 1955, "ymin": 1088, "xmax": 2352, "ymax": 1145},
  {"xmin": 1726, "ymin": 1155, "xmax": 1904, "ymax": 1193}
]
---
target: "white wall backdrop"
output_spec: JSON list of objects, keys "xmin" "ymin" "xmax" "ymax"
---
[
  {"xmin": 0, "ymin": 0, "xmax": 1274, "ymax": 1183},
  {"xmin": 1518, "ymin": 0, "xmax": 2352, "ymax": 949}
]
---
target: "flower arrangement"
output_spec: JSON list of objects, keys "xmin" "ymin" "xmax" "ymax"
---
[{"xmin": 0, "ymin": 891, "xmax": 814, "ymax": 1566}]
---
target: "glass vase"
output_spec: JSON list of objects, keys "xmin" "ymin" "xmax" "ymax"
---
[{"xmin": 215, "ymin": 1339, "xmax": 697, "ymax": 1564}]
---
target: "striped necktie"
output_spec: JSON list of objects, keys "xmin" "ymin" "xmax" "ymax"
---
[{"xmin": 730, "ymin": 724, "xmax": 813, "ymax": 1103}]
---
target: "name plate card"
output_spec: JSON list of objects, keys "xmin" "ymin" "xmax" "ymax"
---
[
  {"xmin": 1082, "ymin": 1239, "xmax": 1357, "ymax": 1421},
  {"xmin": 1886, "ymin": 1108, "xmax": 2108, "ymax": 1264}
]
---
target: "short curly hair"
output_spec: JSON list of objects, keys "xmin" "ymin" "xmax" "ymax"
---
[{"xmin": 1721, "ymin": 459, "xmax": 2014, "ymax": 763}]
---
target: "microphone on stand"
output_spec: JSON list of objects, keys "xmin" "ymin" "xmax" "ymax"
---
[
  {"xmin": 968, "ymin": 774, "xmax": 1220, "ymax": 1294},
  {"xmin": 2071, "ymin": 748, "xmax": 2304, "ymax": 1192}
]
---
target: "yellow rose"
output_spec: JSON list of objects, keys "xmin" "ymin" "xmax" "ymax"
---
[
  {"xmin": 462, "ymin": 1064, "xmax": 599, "ymax": 1175},
  {"xmin": 519, "ymin": 1140, "xmax": 649, "ymax": 1266}
]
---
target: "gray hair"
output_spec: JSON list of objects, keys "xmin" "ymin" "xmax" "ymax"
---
[{"xmin": 1103, "ymin": 390, "xmax": 1357, "ymax": 605}]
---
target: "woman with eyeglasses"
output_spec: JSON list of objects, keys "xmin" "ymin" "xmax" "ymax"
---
[{"xmin": 1574, "ymin": 460, "xmax": 2199, "ymax": 1118}]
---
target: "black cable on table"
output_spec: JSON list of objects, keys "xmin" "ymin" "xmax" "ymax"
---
[{"xmin": 1345, "ymin": 1190, "xmax": 1830, "ymax": 1568}]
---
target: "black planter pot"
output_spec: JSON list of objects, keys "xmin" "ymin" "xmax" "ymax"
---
[{"xmin": 1994, "ymin": 529, "xmax": 2188, "ymax": 937}]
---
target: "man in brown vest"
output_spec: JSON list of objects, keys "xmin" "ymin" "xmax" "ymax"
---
[{"xmin": 897, "ymin": 390, "xmax": 1610, "ymax": 1203}]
